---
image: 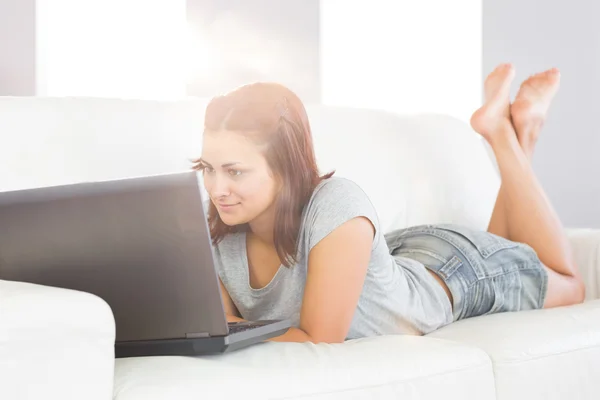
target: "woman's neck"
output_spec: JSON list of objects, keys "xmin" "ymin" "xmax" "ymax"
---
[
  {"xmin": 248, "ymin": 224, "xmax": 273, "ymax": 246},
  {"xmin": 248, "ymin": 207, "xmax": 277, "ymax": 246}
]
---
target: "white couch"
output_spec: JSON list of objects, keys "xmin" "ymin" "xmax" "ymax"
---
[{"xmin": 1, "ymin": 97, "xmax": 599, "ymax": 400}]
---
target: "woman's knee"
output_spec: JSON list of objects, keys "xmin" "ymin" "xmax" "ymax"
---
[
  {"xmin": 564, "ymin": 259, "xmax": 586, "ymax": 304},
  {"xmin": 571, "ymin": 277, "xmax": 586, "ymax": 304},
  {"xmin": 543, "ymin": 268, "xmax": 586, "ymax": 308}
]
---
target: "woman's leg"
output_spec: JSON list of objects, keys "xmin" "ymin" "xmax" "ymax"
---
[
  {"xmin": 486, "ymin": 188, "xmax": 510, "ymax": 238},
  {"xmin": 487, "ymin": 69, "xmax": 557, "ymax": 239},
  {"xmin": 470, "ymin": 64, "xmax": 585, "ymax": 308},
  {"xmin": 480, "ymin": 66, "xmax": 518, "ymax": 238}
]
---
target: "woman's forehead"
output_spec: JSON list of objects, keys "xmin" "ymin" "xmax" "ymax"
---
[{"xmin": 202, "ymin": 130, "xmax": 264, "ymax": 164}]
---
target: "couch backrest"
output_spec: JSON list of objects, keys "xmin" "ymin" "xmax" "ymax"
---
[{"xmin": 0, "ymin": 96, "xmax": 499, "ymax": 233}]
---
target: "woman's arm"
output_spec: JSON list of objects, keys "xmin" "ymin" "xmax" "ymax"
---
[
  {"xmin": 268, "ymin": 216, "xmax": 375, "ymax": 344},
  {"xmin": 219, "ymin": 217, "xmax": 374, "ymax": 343}
]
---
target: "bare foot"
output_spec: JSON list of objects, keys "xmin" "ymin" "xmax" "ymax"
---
[
  {"xmin": 470, "ymin": 63, "xmax": 516, "ymax": 143},
  {"xmin": 510, "ymin": 68, "xmax": 561, "ymax": 157}
]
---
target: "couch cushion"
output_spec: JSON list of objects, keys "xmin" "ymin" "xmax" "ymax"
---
[
  {"xmin": 306, "ymin": 106, "xmax": 500, "ymax": 233},
  {"xmin": 113, "ymin": 335, "xmax": 495, "ymax": 400},
  {"xmin": 428, "ymin": 299, "xmax": 600, "ymax": 400}
]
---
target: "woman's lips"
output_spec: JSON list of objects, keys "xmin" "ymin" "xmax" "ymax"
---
[{"xmin": 217, "ymin": 203, "xmax": 240, "ymax": 212}]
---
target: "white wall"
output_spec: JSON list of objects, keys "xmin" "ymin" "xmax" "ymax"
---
[
  {"xmin": 483, "ymin": 0, "xmax": 600, "ymax": 228},
  {"xmin": 320, "ymin": 0, "xmax": 482, "ymax": 125},
  {"xmin": 186, "ymin": 0, "xmax": 321, "ymax": 102},
  {"xmin": 35, "ymin": 0, "xmax": 187, "ymax": 100},
  {"xmin": 35, "ymin": 0, "xmax": 321, "ymax": 102},
  {"xmin": 0, "ymin": 0, "xmax": 36, "ymax": 96},
  {"xmin": 1, "ymin": 0, "xmax": 189, "ymax": 100}
]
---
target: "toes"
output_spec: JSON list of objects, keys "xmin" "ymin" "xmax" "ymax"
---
[
  {"xmin": 519, "ymin": 68, "xmax": 560, "ymax": 94},
  {"xmin": 484, "ymin": 64, "xmax": 516, "ymax": 101},
  {"xmin": 488, "ymin": 63, "xmax": 515, "ymax": 79},
  {"xmin": 533, "ymin": 68, "xmax": 560, "ymax": 81},
  {"xmin": 497, "ymin": 63, "xmax": 515, "ymax": 78},
  {"xmin": 530, "ymin": 71, "xmax": 546, "ymax": 82},
  {"xmin": 492, "ymin": 63, "xmax": 509, "ymax": 73},
  {"xmin": 486, "ymin": 64, "xmax": 516, "ymax": 88},
  {"xmin": 546, "ymin": 68, "xmax": 561, "ymax": 82}
]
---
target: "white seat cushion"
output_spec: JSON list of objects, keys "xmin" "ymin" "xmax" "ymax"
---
[
  {"xmin": 114, "ymin": 335, "xmax": 495, "ymax": 400},
  {"xmin": 427, "ymin": 299, "xmax": 600, "ymax": 400}
]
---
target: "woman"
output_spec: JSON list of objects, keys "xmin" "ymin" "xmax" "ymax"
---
[{"xmin": 193, "ymin": 63, "xmax": 585, "ymax": 344}]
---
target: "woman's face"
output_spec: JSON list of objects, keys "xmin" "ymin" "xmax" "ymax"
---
[{"xmin": 200, "ymin": 130, "xmax": 279, "ymax": 227}]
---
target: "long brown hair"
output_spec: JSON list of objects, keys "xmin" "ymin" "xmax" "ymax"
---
[{"xmin": 192, "ymin": 82, "xmax": 334, "ymax": 266}]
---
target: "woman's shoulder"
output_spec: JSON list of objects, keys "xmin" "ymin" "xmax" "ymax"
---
[
  {"xmin": 309, "ymin": 176, "xmax": 375, "ymax": 209},
  {"xmin": 312, "ymin": 175, "xmax": 369, "ymax": 198},
  {"xmin": 302, "ymin": 175, "xmax": 381, "ymax": 250}
]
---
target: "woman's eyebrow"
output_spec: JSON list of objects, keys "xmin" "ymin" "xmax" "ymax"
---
[
  {"xmin": 222, "ymin": 162, "xmax": 241, "ymax": 168},
  {"xmin": 199, "ymin": 159, "xmax": 241, "ymax": 168}
]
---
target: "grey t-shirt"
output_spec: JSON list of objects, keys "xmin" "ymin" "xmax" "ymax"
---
[{"xmin": 213, "ymin": 177, "xmax": 453, "ymax": 339}]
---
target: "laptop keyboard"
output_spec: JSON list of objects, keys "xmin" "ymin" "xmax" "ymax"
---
[{"xmin": 227, "ymin": 321, "xmax": 271, "ymax": 334}]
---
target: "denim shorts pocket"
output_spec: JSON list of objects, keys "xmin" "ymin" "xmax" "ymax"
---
[
  {"xmin": 384, "ymin": 230, "xmax": 404, "ymax": 254},
  {"xmin": 434, "ymin": 224, "xmax": 520, "ymax": 259}
]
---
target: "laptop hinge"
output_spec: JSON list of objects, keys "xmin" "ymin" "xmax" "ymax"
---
[{"xmin": 185, "ymin": 332, "xmax": 210, "ymax": 339}]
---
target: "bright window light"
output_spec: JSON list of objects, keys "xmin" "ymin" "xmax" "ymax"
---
[
  {"xmin": 185, "ymin": 22, "xmax": 222, "ymax": 85},
  {"xmin": 36, "ymin": 0, "xmax": 188, "ymax": 100},
  {"xmin": 320, "ymin": 0, "xmax": 482, "ymax": 124}
]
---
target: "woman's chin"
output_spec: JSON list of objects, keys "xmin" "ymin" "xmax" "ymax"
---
[{"xmin": 218, "ymin": 213, "xmax": 247, "ymax": 227}]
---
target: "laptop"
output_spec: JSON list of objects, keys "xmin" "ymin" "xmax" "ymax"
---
[{"xmin": 0, "ymin": 171, "xmax": 291, "ymax": 358}]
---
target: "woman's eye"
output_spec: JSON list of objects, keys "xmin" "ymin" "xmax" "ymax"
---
[
  {"xmin": 228, "ymin": 169, "xmax": 242, "ymax": 176},
  {"xmin": 203, "ymin": 166, "xmax": 215, "ymax": 174}
]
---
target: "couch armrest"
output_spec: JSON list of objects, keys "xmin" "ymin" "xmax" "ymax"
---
[
  {"xmin": 0, "ymin": 280, "xmax": 116, "ymax": 400},
  {"xmin": 566, "ymin": 228, "xmax": 600, "ymax": 301}
]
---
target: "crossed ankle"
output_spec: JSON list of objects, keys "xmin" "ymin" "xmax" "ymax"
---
[{"xmin": 520, "ymin": 142, "xmax": 535, "ymax": 160}]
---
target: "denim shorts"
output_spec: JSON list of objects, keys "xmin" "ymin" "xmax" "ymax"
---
[{"xmin": 385, "ymin": 224, "xmax": 548, "ymax": 321}]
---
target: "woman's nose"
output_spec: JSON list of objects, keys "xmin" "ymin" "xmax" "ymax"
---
[{"xmin": 209, "ymin": 174, "xmax": 231, "ymax": 198}]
